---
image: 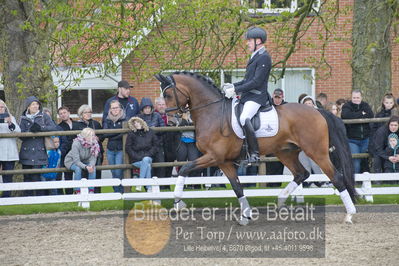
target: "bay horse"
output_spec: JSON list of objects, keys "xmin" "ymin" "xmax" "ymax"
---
[{"xmin": 155, "ymin": 71, "xmax": 357, "ymax": 224}]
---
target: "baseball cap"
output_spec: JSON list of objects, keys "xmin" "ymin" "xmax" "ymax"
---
[
  {"xmin": 273, "ymin": 88, "xmax": 284, "ymax": 97},
  {"xmin": 118, "ymin": 80, "xmax": 133, "ymax": 89}
]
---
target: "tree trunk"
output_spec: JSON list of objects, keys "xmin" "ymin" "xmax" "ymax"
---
[
  {"xmin": 352, "ymin": 0, "xmax": 393, "ymax": 111},
  {"xmin": 0, "ymin": 0, "xmax": 54, "ymax": 120}
]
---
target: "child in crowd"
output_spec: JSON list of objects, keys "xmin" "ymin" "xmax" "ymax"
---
[
  {"xmin": 64, "ymin": 128, "xmax": 100, "ymax": 194},
  {"xmin": 41, "ymin": 136, "xmax": 61, "ymax": 195},
  {"xmin": 384, "ymin": 133, "xmax": 399, "ymax": 173}
]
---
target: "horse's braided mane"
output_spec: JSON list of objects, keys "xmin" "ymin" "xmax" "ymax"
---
[{"xmin": 172, "ymin": 71, "xmax": 223, "ymax": 96}]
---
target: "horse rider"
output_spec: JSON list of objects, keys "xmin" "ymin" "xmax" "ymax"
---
[{"xmin": 223, "ymin": 26, "xmax": 272, "ymax": 163}]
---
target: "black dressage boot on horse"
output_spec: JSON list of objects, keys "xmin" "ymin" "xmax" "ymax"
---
[{"xmin": 243, "ymin": 118, "xmax": 260, "ymax": 163}]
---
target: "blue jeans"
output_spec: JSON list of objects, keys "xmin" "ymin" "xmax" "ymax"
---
[
  {"xmin": 133, "ymin": 157, "xmax": 152, "ymax": 190},
  {"xmin": 0, "ymin": 161, "xmax": 15, "ymax": 197},
  {"xmin": 40, "ymin": 177, "xmax": 58, "ymax": 195},
  {"xmin": 107, "ymin": 149, "xmax": 123, "ymax": 193},
  {"xmin": 23, "ymin": 165, "xmax": 44, "ymax": 196},
  {"xmin": 349, "ymin": 138, "xmax": 369, "ymax": 173},
  {"xmin": 70, "ymin": 163, "xmax": 96, "ymax": 192}
]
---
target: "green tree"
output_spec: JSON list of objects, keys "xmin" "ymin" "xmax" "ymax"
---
[
  {"xmin": 1, "ymin": 0, "xmax": 398, "ymax": 118},
  {"xmin": 0, "ymin": 0, "xmax": 246, "ymax": 118},
  {"xmin": 352, "ymin": 0, "xmax": 398, "ymax": 110}
]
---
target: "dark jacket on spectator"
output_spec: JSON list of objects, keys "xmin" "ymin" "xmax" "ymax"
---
[
  {"xmin": 138, "ymin": 98, "xmax": 165, "ymax": 128},
  {"xmin": 371, "ymin": 108, "xmax": 397, "ymax": 136},
  {"xmin": 369, "ymin": 108, "xmax": 397, "ymax": 155},
  {"xmin": 374, "ymin": 125, "xmax": 398, "ymax": 161},
  {"xmin": 19, "ymin": 96, "xmax": 58, "ymax": 166},
  {"xmin": 341, "ymin": 101, "xmax": 374, "ymax": 140},
  {"xmin": 103, "ymin": 115, "xmax": 126, "ymax": 151},
  {"xmin": 125, "ymin": 117, "xmax": 159, "ymax": 163},
  {"xmin": 58, "ymin": 120, "xmax": 81, "ymax": 157}
]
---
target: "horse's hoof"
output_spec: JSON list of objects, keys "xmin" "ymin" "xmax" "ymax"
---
[
  {"xmin": 344, "ymin": 214, "xmax": 353, "ymax": 224},
  {"xmin": 277, "ymin": 198, "xmax": 286, "ymax": 208},
  {"xmin": 174, "ymin": 199, "xmax": 187, "ymax": 211},
  {"xmin": 238, "ymin": 215, "xmax": 251, "ymax": 226}
]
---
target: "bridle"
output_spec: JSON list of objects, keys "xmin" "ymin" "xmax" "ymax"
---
[
  {"xmin": 158, "ymin": 73, "xmax": 232, "ymax": 137},
  {"xmin": 162, "ymin": 82, "xmax": 190, "ymax": 113},
  {"xmin": 162, "ymin": 79, "xmax": 224, "ymax": 114}
]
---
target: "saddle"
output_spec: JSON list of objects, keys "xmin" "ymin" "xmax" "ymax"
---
[{"xmin": 234, "ymin": 101, "xmax": 273, "ymax": 131}]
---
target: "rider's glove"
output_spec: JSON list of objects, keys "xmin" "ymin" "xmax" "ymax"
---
[{"xmin": 223, "ymin": 83, "xmax": 236, "ymax": 99}]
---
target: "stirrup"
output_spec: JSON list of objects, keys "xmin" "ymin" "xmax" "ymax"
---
[{"xmin": 247, "ymin": 153, "xmax": 260, "ymax": 164}]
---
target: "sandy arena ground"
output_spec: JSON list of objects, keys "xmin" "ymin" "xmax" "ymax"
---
[{"xmin": 0, "ymin": 205, "xmax": 398, "ymax": 265}]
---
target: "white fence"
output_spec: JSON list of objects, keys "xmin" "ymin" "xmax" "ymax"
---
[{"xmin": 1, "ymin": 173, "xmax": 399, "ymax": 208}]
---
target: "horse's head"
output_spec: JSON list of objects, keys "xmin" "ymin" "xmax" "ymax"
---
[{"xmin": 155, "ymin": 73, "xmax": 190, "ymax": 114}]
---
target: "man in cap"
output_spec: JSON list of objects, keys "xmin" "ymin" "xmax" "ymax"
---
[
  {"xmin": 102, "ymin": 80, "xmax": 140, "ymax": 125},
  {"xmin": 272, "ymin": 88, "xmax": 287, "ymax": 106},
  {"xmin": 222, "ymin": 27, "xmax": 272, "ymax": 163}
]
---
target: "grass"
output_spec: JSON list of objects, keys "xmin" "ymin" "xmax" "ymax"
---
[{"xmin": 0, "ymin": 184, "xmax": 398, "ymax": 216}]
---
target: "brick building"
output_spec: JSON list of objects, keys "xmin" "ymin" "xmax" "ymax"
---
[
  {"xmin": 50, "ymin": 0, "xmax": 398, "ymax": 117},
  {"xmin": 120, "ymin": 0, "xmax": 398, "ymax": 108}
]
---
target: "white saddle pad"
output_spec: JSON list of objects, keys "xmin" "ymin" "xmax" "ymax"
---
[{"xmin": 231, "ymin": 98, "xmax": 279, "ymax": 139}]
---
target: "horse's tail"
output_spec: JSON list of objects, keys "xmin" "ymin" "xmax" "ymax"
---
[{"xmin": 319, "ymin": 109, "xmax": 357, "ymax": 202}]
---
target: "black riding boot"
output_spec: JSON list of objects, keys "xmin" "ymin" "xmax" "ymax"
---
[{"xmin": 243, "ymin": 118, "xmax": 260, "ymax": 163}]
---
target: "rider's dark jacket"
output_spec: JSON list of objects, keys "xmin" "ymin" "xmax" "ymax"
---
[{"xmin": 233, "ymin": 47, "xmax": 272, "ymax": 107}]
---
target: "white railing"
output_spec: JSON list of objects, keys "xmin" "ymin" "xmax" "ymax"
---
[{"xmin": 1, "ymin": 173, "xmax": 399, "ymax": 208}]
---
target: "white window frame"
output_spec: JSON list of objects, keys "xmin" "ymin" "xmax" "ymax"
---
[
  {"xmin": 57, "ymin": 88, "xmax": 105, "ymax": 119},
  {"xmin": 244, "ymin": 0, "xmax": 320, "ymax": 14},
  {"xmin": 162, "ymin": 67, "xmax": 315, "ymax": 103},
  {"xmin": 221, "ymin": 67, "xmax": 316, "ymax": 103},
  {"xmin": 54, "ymin": 66, "xmax": 121, "ymax": 118}
]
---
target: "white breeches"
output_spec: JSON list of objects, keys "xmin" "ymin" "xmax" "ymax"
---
[{"xmin": 240, "ymin": 101, "xmax": 261, "ymax": 126}]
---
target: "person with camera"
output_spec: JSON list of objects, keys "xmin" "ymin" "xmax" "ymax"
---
[{"xmin": 0, "ymin": 100, "xmax": 20, "ymax": 197}]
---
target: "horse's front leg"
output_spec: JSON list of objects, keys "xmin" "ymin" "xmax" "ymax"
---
[
  {"xmin": 219, "ymin": 162, "xmax": 252, "ymax": 226},
  {"xmin": 173, "ymin": 161, "xmax": 194, "ymax": 210},
  {"xmin": 173, "ymin": 154, "xmax": 216, "ymax": 210}
]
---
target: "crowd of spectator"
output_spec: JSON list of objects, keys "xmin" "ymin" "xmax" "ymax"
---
[
  {"xmin": 1, "ymin": 80, "xmax": 398, "ymax": 198},
  {"xmin": 266, "ymin": 88, "xmax": 399, "ymax": 187}
]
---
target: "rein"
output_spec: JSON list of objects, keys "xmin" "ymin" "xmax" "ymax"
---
[{"xmin": 161, "ymin": 75, "xmax": 232, "ymax": 137}]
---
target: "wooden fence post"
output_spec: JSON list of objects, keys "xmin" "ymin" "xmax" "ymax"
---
[{"xmin": 258, "ymin": 155, "xmax": 267, "ymax": 187}]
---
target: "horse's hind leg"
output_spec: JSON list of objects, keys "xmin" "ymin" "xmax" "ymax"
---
[
  {"xmin": 219, "ymin": 162, "xmax": 252, "ymax": 226},
  {"xmin": 310, "ymin": 154, "xmax": 356, "ymax": 223},
  {"xmin": 275, "ymin": 150, "xmax": 310, "ymax": 206}
]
